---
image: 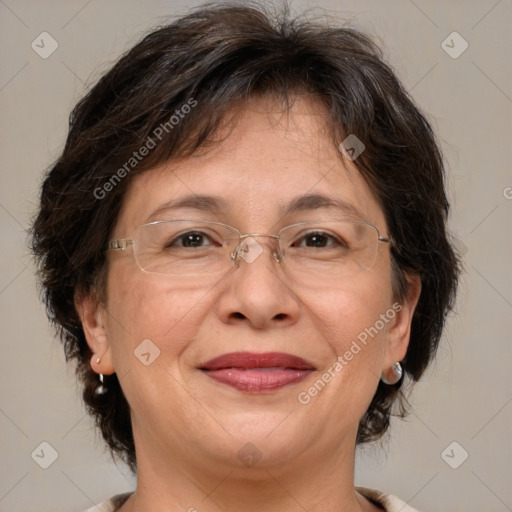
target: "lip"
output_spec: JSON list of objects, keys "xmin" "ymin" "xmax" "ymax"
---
[{"xmin": 199, "ymin": 352, "xmax": 316, "ymax": 393}]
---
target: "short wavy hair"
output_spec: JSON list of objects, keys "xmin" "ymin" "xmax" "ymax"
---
[{"xmin": 30, "ymin": 1, "xmax": 460, "ymax": 472}]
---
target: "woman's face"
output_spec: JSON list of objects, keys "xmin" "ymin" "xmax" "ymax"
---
[{"xmin": 82, "ymin": 96, "xmax": 416, "ymax": 474}]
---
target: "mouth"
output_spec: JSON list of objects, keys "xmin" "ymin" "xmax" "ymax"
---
[{"xmin": 199, "ymin": 352, "xmax": 316, "ymax": 393}]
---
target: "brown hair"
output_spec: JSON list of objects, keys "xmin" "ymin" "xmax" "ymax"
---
[{"xmin": 30, "ymin": 1, "xmax": 461, "ymax": 472}]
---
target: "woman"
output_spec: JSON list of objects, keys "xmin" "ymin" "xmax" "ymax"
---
[{"xmin": 31, "ymin": 3, "xmax": 460, "ymax": 511}]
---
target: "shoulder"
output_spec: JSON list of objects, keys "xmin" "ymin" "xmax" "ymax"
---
[
  {"xmin": 81, "ymin": 492, "xmax": 133, "ymax": 512},
  {"xmin": 82, "ymin": 489, "xmax": 417, "ymax": 512},
  {"xmin": 357, "ymin": 487, "xmax": 421, "ymax": 512}
]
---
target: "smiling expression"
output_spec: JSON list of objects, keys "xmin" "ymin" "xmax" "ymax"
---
[{"xmin": 83, "ymin": 96, "xmax": 414, "ymax": 473}]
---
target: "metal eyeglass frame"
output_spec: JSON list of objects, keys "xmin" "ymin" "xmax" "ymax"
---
[{"xmin": 107, "ymin": 219, "xmax": 392, "ymax": 274}]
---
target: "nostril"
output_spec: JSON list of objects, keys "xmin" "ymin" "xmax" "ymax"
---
[
  {"xmin": 232, "ymin": 312, "xmax": 246, "ymax": 319},
  {"xmin": 274, "ymin": 313, "xmax": 287, "ymax": 320}
]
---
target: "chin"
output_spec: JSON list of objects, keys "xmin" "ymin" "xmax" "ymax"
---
[{"xmin": 206, "ymin": 414, "xmax": 311, "ymax": 468}]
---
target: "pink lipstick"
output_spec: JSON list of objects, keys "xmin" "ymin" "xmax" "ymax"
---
[{"xmin": 199, "ymin": 352, "xmax": 315, "ymax": 393}]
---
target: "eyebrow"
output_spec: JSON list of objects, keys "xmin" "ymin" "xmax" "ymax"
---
[
  {"xmin": 145, "ymin": 193, "xmax": 366, "ymax": 223},
  {"xmin": 281, "ymin": 193, "xmax": 365, "ymax": 220}
]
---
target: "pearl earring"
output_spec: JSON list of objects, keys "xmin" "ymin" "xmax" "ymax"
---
[
  {"xmin": 94, "ymin": 356, "xmax": 107, "ymax": 395},
  {"xmin": 381, "ymin": 361, "xmax": 403, "ymax": 385}
]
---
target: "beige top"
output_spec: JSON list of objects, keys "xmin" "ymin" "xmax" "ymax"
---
[{"xmin": 82, "ymin": 488, "xmax": 420, "ymax": 511}]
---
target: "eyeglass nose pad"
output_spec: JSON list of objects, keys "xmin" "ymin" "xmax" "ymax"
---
[
  {"xmin": 230, "ymin": 237, "xmax": 282, "ymax": 265},
  {"xmin": 230, "ymin": 240, "xmax": 253, "ymax": 265},
  {"xmin": 230, "ymin": 247, "xmax": 240, "ymax": 264}
]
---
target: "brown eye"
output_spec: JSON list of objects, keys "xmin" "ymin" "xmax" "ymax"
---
[
  {"xmin": 303, "ymin": 233, "xmax": 330, "ymax": 247},
  {"xmin": 180, "ymin": 232, "xmax": 208, "ymax": 247},
  {"xmin": 166, "ymin": 231, "xmax": 218, "ymax": 249},
  {"xmin": 294, "ymin": 231, "xmax": 347, "ymax": 249}
]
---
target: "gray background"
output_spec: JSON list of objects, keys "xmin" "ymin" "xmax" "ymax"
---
[{"xmin": 1, "ymin": 1, "xmax": 511, "ymax": 511}]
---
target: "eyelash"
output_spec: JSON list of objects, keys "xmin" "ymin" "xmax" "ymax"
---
[
  {"xmin": 292, "ymin": 231, "xmax": 347, "ymax": 248},
  {"xmin": 166, "ymin": 230, "xmax": 347, "ymax": 249},
  {"xmin": 167, "ymin": 231, "xmax": 220, "ymax": 248}
]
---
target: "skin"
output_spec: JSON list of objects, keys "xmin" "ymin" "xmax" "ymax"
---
[{"xmin": 77, "ymin": 95, "xmax": 420, "ymax": 512}]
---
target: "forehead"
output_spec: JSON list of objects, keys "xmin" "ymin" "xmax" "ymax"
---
[{"xmin": 115, "ymin": 96, "xmax": 385, "ymax": 233}]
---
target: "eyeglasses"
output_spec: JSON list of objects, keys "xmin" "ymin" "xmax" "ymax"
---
[
  {"xmin": 108, "ymin": 219, "xmax": 391, "ymax": 280},
  {"xmin": 108, "ymin": 219, "xmax": 391, "ymax": 279}
]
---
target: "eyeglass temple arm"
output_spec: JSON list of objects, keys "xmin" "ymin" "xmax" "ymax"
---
[{"xmin": 108, "ymin": 239, "xmax": 134, "ymax": 250}]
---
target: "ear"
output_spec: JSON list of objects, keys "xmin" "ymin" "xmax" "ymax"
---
[
  {"xmin": 384, "ymin": 272, "xmax": 422, "ymax": 371},
  {"xmin": 74, "ymin": 289, "xmax": 115, "ymax": 376}
]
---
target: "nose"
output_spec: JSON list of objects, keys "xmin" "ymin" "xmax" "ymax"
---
[{"xmin": 216, "ymin": 236, "xmax": 300, "ymax": 329}]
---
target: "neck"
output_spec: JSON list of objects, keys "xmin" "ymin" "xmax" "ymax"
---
[{"xmin": 118, "ymin": 426, "xmax": 379, "ymax": 512}]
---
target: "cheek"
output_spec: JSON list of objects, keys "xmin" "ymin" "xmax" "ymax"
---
[
  {"xmin": 104, "ymin": 266, "xmax": 213, "ymax": 373},
  {"xmin": 307, "ymin": 261, "xmax": 394, "ymax": 351},
  {"xmin": 103, "ymin": 268, "xmax": 219, "ymax": 427},
  {"xmin": 296, "ymin": 263, "xmax": 394, "ymax": 418}
]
